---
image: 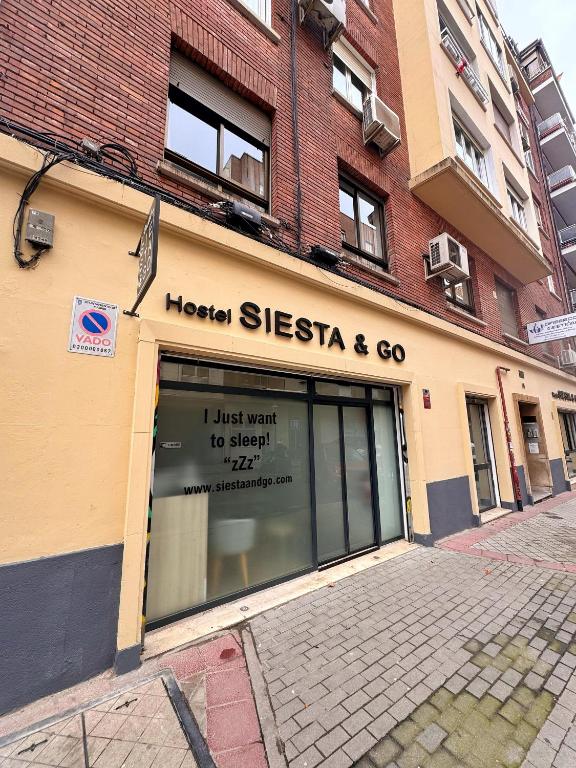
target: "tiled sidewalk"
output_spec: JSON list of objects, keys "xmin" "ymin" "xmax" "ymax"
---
[
  {"xmin": 0, "ymin": 677, "xmax": 196, "ymax": 768},
  {"xmin": 439, "ymin": 492, "xmax": 576, "ymax": 572},
  {"xmin": 0, "ymin": 632, "xmax": 266, "ymax": 768},
  {"xmin": 251, "ymin": 494, "xmax": 576, "ymax": 767}
]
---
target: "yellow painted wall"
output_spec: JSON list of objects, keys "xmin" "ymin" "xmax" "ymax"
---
[
  {"xmin": 394, "ymin": 0, "xmax": 540, "ymax": 245},
  {"xmin": 2, "ymin": 135, "xmax": 575, "ymax": 653}
]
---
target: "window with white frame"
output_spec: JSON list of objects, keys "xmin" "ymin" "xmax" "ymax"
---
[
  {"xmin": 507, "ymin": 185, "xmax": 527, "ymax": 229},
  {"xmin": 240, "ymin": 0, "xmax": 270, "ymax": 23},
  {"xmin": 477, "ymin": 8, "xmax": 505, "ymax": 78},
  {"xmin": 548, "ymin": 274, "xmax": 557, "ymax": 294},
  {"xmin": 533, "ymin": 198, "xmax": 543, "ymax": 228},
  {"xmin": 454, "ymin": 118, "xmax": 489, "ymax": 186},
  {"xmin": 332, "ymin": 42, "xmax": 373, "ymax": 113},
  {"xmin": 525, "ymin": 149, "xmax": 536, "ymax": 174}
]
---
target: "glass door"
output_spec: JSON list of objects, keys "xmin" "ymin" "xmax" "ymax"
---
[
  {"xmin": 314, "ymin": 404, "xmax": 376, "ymax": 564},
  {"xmin": 559, "ymin": 412, "xmax": 576, "ymax": 478},
  {"xmin": 466, "ymin": 399, "xmax": 498, "ymax": 513}
]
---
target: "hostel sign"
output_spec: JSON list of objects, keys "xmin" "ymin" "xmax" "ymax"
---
[
  {"xmin": 165, "ymin": 293, "xmax": 406, "ymax": 363},
  {"xmin": 527, "ymin": 312, "xmax": 576, "ymax": 345},
  {"xmin": 125, "ymin": 196, "xmax": 160, "ymax": 317}
]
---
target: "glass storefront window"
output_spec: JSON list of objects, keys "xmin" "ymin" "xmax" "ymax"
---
[
  {"xmin": 147, "ymin": 361, "xmax": 405, "ymax": 625},
  {"xmin": 161, "ymin": 360, "xmax": 308, "ymax": 393},
  {"xmin": 373, "ymin": 404, "xmax": 403, "ymax": 541},
  {"xmin": 315, "ymin": 382, "xmax": 366, "ymax": 398},
  {"xmin": 146, "ymin": 389, "xmax": 313, "ymax": 622}
]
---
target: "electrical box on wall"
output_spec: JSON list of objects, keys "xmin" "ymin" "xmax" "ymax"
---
[{"xmin": 26, "ymin": 209, "xmax": 55, "ymax": 248}]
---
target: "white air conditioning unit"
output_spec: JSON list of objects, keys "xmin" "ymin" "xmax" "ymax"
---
[
  {"xmin": 560, "ymin": 348, "xmax": 576, "ymax": 367},
  {"xmin": 428, "ymin": 233, "xmax": 469, "ymax": 281},
  {"xmin": 299, "ymin": 0, "xmax": 346, "ymax": 45},
  {"xmin": 362, "ymin": 94, "xmax": 401, "ymax": 155}
]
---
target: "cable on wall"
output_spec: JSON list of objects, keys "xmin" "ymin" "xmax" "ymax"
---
[{"xmin": 12, "ymin": 151, "xmax": 75, "ymax": 268}]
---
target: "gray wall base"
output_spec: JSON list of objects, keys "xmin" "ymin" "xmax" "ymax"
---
[
  {"xmin": 516, "ymin": 465, "xmax": 532, "ymax": 508},
  {"xmin": 413, "ymin": 533, "xmax": 434, "ymax": 547},
  {"xmin": 0, "ymin": 544, "xmax": 122, "ymax": 715},
  {"xmin": 550, "ymin": 458, "xmax": 569, "ymax": 496},
  {"xmin": 114, "ymin": 644, "xmax": 142, "ymax": 675},
  {"xmin": 500, "ymin": 500, "xmax": 516, "ymax": 511},
  {"xmin": 426, "ymin": 476, "xmax": 474, "ymax": 542}
]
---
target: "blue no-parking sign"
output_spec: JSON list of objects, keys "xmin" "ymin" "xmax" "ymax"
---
[{"xmin": 68, "ymin": 296, "xmax": 119, "ymax": 357}]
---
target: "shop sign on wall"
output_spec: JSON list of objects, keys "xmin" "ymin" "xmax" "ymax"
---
[
  {"xmin": 553, "ymin": 390, "xmax": 576, "ymax": 402},
  {"xmin": 68, "ymin": 296, "xmax": 118, "ymax": 357},
  {"xmin": 527, "ymin": 312, "xmax": 576, "ymax": 344},
  {"xmin": 165, "ymin": 293, "xmax": 407, "ymax": 363}
]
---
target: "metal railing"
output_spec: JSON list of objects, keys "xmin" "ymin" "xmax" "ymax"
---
[
  {"xmin": 570, "ymin": 289, "xmax": 576, "ymax": 312},
  {"xmin": 548, "ymin": 165, "xmax": 576, "ymax": 191},
  {"xmin": 440, "ymin": 29, "xmax": 489, "ymax": 106},
  {"xmin": 525, "ymin": 59, "xmax": 550, "ymax": 82},
  {"xmin": 560, "ymin": 225, "xmax": 576, "ymax": 248},
  {"xmin": 538, "ymin": 113, "xmax": 576, "ymax": 154}
]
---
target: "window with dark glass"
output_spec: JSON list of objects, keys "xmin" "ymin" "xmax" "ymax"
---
[
  {"xmin": 560, "ymin": 412, "xmax": 576, "ymax": 478},
  {"xmin": 166, "ymin": 87, "xmax": 268, "ymax": 206},
  {"xmin": 338, "ymin": 178, "xmax": 386, "ymax": 270},
  {"xmin": 495, "ymin": 279, "xmax": 520, "ymax": 338},
  {"xmin": 445, "ymin": 273, "xmax": 474, "ymax": 313}
]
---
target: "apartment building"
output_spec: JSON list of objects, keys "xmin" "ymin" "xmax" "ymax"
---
[
  {"xmin": 516, "ymin": 42, "xmax": 576, "ymax": 303},
  {"xmin": 514, "ymin": 38, "xmax": 576, "ymax": 485},
  {"xmin": 2, "ymin": 0, "xmax": 576, "ymax": 714}
]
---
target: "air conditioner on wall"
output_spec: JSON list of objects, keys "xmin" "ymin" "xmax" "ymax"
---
[
  {"xmin": 560, "ymin": 348, "xmax": 576, "ymax": 367},
  {"xmin": 298, "ymin": 0, "xmax": 346, "ymax": 45},
  {"xmin": 428, "ymin": 233, "xmax": 470, "ymax": 281},
  {"xmin": 362, "ymin": 95, "xmax": 401, "ymax": 156}
]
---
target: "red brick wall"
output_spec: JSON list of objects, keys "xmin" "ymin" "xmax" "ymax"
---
[{"xmin": 0, "ymin": 0, "xmax": 570, "ymax": 368}]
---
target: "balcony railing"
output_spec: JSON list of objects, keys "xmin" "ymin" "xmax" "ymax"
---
[
  {"xmin": 538, "ymin": 113, "xmax": 576, "ymax": 153},
  {"xmin": 440, "ymin": 29, "xmax": 489, "ymax": 107},
  {"xmin": 560, "ymin": 225, "xmax": 576, "ymax": 248},
  {"xmin": 570, "ymin": 289, "xmax": 576, "ymax": 312},
  {"xmin": 549, "ymin": 165, "xmax": 576, "ymax": 191},
  {"xmin": 525, "ymin": 59, "xmax": 550, "ymax": 82}
]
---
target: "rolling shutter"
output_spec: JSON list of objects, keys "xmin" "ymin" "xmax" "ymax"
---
[
  {"xmin": 170, "ymin": 51, "xmax": 271, "ymax": 147},
  {"xmin": 332, "ymin": 40, "xmax": 373, "ymax": 90},
  {"xmin": 495, "ymin": 280, "xmax": 519, "ymax": 337}
]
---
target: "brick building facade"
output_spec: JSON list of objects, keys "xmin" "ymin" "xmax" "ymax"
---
[
  {"xmin": 2, "ymin": 0, "xmax": 576, "ymax": 716},
  {"xmin": 0, "ymin": 0, "xmax": 570, "ymax": 360}
]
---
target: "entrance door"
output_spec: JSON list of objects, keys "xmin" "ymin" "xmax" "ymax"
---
[
  {"xmin": 466, "ymin": 399, "xmax": 499, "ymax": 512},
  {"xmin": 518, "ymin": 401, "xmax": 552, "ymax": 502},
  {"xmin": 314, "ymin": 404, "xmax": 376, "ymax": 564}
]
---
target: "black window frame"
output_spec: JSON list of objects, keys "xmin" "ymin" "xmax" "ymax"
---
[
  {"xmin": 444, "ymin": 273, "xmax": 475, "ymax": 314},
  {"xmin": 338, "ymin": 176, "xmax": 388, "ymax": 270},
  {"xmin": 165, "ymin": 85, "xmax": 270, "ymax": 209}
]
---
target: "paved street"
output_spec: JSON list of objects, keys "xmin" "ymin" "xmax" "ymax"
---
[
  {"xmin": 2, "ymin": 497, "xmax": 576, "ymax": 768},
  {"xmin": 251, "ymin": 497, "xmax": 576, "ymax": 768}
]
